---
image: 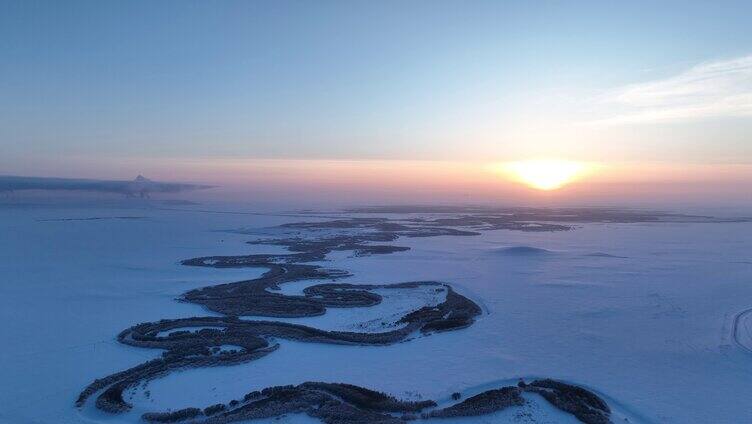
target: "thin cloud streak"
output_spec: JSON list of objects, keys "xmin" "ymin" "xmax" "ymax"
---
[{"xmin": 592, "ymin": 55, "xmax": 752, "ymax": 125}]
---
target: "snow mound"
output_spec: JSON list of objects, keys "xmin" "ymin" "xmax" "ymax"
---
[{"xmin": 493, "ymin": 246, "xmax": 553, "ymax": 256}]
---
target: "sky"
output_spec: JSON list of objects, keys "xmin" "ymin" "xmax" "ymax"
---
[{"xmin": 1, "ymin": 0, "xmax": 751, "ymax": 205}]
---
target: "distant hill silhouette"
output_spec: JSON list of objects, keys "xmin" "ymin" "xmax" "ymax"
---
[{"xmin": 0, "ymin": 175, "xmax": 213, "ymax": 197}]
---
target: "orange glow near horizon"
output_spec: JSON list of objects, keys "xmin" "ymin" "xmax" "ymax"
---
[{"xmin": 34, "ymin": 155, "xmax": 752, "ymax": 204}]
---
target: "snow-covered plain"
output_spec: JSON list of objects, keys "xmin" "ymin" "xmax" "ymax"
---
[{"xmin": 2, "ymin": 202, "xmax": 752, "ymax": 423}]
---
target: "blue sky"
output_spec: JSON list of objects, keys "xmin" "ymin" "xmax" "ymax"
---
[{"xmin": 2, "ymin": 0, "xmax": 752, "ymax": 177}]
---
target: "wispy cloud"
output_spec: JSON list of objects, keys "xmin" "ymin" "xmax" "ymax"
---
[{"xmin": 593, "ymin": 55, "xmax": 752, "ymax": 125}]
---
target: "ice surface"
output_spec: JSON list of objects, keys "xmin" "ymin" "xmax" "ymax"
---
[{"xmin": 2, "ymin": 204, "xmax": 752, "ymax": 423}]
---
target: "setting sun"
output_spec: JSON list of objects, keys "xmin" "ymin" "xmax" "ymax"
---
[{"xmin": 501, "ymin": 159, "xmax": 591, "ymax": 190}]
